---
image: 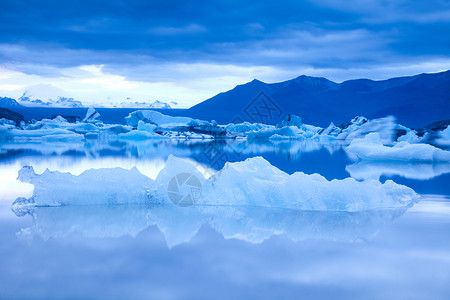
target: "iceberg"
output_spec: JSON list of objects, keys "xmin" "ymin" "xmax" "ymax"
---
[
  {"xmin": 125, "ymin": 110, "xmax": 211, "ymax": 128},
  {"xmin": 346, "ymin": 132, "xmax": 450, "ymax": 162},
  {"xmin": 6, "ymin": 128, "xmax": 86, "ymax": 142},
  {"xmin": 434, "ymin": 125, "xmax": 450, "ymax": 147},
  {"xmin": 125, "ymin": 110, "xmax": 227, "ymax": 137},
  {"xmin": 336, "ymin": 116, "xmax": 396, "ymax": 144},
  {"xmin": 346, "ymin": 161, "xmax": 450, "ymax": 180},
  {"xmin": 224, "ymin": 122, "xmax": 273, "ymax": 134},
  {"xmin": 276, "ymin": 114, "xmax": 303, "ymax": 128},
  {"xmin": 397, "ymin": 130, "xmax": 425, "ymax": 143},
  {"xmin": 14, "ymin": 155, "xmax": 419, "ymax": 211},
  {"xmin": 82, "ymin": 107, "xmax": 102, "ymax": 123}
]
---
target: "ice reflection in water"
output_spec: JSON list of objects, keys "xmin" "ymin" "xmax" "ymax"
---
[{"xmin": 13, "ymin": 204, "xmax": 409, "ymax": 247}]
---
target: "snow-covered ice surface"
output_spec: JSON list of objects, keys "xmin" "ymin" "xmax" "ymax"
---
[
  {"xmin": 346, "ymin": 161, "xmax": 450, "ymax": 181},
  {"xmin": 13, "ymin": 155, "xmax": 419, "ymax": 211},
  {"xmin": 346, "ymin": 133, "xmax": 450, "ymax": 162},
  {"xmin": 434, "ymin": 125, "xmax": 450, "ymax": 146}
]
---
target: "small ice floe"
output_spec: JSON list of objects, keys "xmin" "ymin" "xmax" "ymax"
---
[{"xmin": 346, "ymin": 132, "xmax": 450, "ymax": 162}]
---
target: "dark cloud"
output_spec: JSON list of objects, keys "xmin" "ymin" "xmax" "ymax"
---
[{"xmin": 0, "ymin": 0, "xmax": 449, "ymax": 76}]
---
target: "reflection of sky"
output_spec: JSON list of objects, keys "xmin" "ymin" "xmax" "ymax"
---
[{"xmin": 1, "ymin": 197, "xmax": 449, "ymax": 299}]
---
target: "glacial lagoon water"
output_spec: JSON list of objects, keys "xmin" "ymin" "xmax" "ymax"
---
[{"xmin": 0, "ymin": 138, "xmax": 449, "ymax": 299}]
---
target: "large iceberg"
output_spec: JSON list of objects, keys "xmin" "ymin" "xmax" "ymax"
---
[
  {"xmin": 125, "ymin": 110, "xmax": 227, "ymax": 137},
  {"xmin": 125, "ymin": 110, "xmax": 210, "ymax": 128},
  {"xmin": 14, "ymin": 155, "xmax": 419, "ymax": 211},
  {"xmin": 346, "ymin": 132, "xmax": 450, "ymax": 162},
  {"xmin": 321, "ymin": 116, "xmax": 397, "ymax": 144}
]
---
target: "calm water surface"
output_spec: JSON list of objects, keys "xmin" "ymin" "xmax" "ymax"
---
[{"xmin": 0, "ymin": 139, "xmax": 449, "ymax": 300}]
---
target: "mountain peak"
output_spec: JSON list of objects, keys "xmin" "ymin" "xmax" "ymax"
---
[
  {"xmin": 292, "ymin": 75, "xmax": 338, "ymax": 88},
  {"xmin": 188, "ymin": 70, "xmax": 450, "ymax": 127}
]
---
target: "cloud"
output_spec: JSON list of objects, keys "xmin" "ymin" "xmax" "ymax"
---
[
  {"xmin": 148, "ymin": 24, "xmax": 207, "ymax": 36},
  {"xmin": 0, "ymin": 0, "xmax": 449, "ymax": 106}
]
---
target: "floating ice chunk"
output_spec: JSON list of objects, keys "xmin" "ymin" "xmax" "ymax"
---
[
  {"xmin": 337, "ymin": 116, "xmax": 396, "ymax": 144},
  {"xmin": 0, "ymin": 118, "xmax": 16, "ymax": 127},
  {"xmin": 224, "ymin": 122, "xmax": 273, "ymax": 134},
  {"xmin": 276, "ymin": 114, "xmax": 302, "ymax": 128},
  {"xmin": 241, "ymin": 123, "xmax": 321, "ymax": 140},
  {"xmin": 26, "ymin": 116, "xmax": 70, "ymax": 130},
  {"xmin": 247, "ymin": 126, "xmax": 304, "ymax": 140},
  {"xmin": 441, "ymin": 125, "xmax": 450, "ymax": 139},
  {"xmin": 434, "ymin": 125, "xmax": 450, "ymax": 146},
  {"xmin": 99, "ymin": 124, "xmax": 132, "ymax": 134},
  {"xmin": 346, "ymin": 161, "xmax": 450, "ymax": 181},
  {"xmin": 118, "ymin": 130, "xmax": 165, "ymax": 140},
  {"xmin": 7, "ymin": 128, "xmax": 85, "ymax": 142},
  {"xmin": 16, "ymin": 166, "xmax": 155, "ymax": 206},
  {"xmin": 137, "ymin": 120, "xmax": 157, "ymax": 133},
  {"xmin": 126, "ymin": 110, "xmax": 226, "ymax": 137},
  {"xmin": 14, "ymin": 155, "xmax": 419, "ymax": 211},
  {"xmin": 320, "ymin": 122, "xmax": 342, "ymax": 136},
  {"xmin": 397, "ymin": 130, "xmax": 424, "ymax": 143},
  {"xmin": 346, "ymin": 132, "xmax": 450, "ymax": 162},
  {"xmin": 82, "ymin": 107, "xmax": 101, "ymax": 123},
  {"xmin": 126, "ymin": 110, "xmax": 211, "ymax": 128}
]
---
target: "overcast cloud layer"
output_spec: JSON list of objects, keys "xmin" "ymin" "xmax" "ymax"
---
[{"xmin": 1, "ymin": 0, "xmax": 449, "ymax": 107}]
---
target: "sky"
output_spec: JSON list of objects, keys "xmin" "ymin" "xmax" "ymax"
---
[{"xmin": 0, "ymin": 0, "xmax": 449, "ymax": 107}]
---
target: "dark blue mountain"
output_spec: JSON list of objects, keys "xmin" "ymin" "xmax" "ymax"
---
[
  {"xmin": 187, "ymin": 71, "xmax": 450, "ymax": 127},
  {"xmin": 0, "ymin": 97, "xmax": 22, "ymax": 109}
]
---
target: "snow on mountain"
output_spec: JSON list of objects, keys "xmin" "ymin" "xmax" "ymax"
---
[
  {"xmin": 0, "ymin": 97, "xmax": 22, "ymax": 108},
  {"xmin": 18, "ymin": 92, "xmax": 84, "ymax": 108},
  {"xmin": 116, "ymin": 99, "xmax": 172, "ymax": 109}
]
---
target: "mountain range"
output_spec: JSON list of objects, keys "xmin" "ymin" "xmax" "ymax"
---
[
  {"xmin": 1, "ymin": 71, "xmax": 449, "ymax": 128},
  {"xmin": 187, "ymin": 70, "xmax": 450, "ymax": 127},
  {"xmin": 0, "ymin": 94, "xmax": 174, "ymax": 109}
]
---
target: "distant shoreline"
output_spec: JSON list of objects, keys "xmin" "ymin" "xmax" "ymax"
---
[{"xmin": 9, "ymin": 107, "xmax": 189, "ymax": 125}]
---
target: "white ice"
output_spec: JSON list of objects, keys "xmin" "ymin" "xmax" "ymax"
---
[
  {"xmin": 14, "ymin": 155, "xmax": 419, "ymax": 211},
  {"xmin": 125, "ymin": 110, "xmax": 211, "ymax": 128},
  {"xmin": 435, "ymin": 125, "xmax": 450, "ymax": 146},
  {"xmin": 346, "ymin": 161, "xmax": 450, "ymax": 180},
  {"xmin": 346, "ymin": 132, "xmax": 450, "ymax": 162}
]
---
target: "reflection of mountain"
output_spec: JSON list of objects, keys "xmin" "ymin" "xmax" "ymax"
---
[
  {"xmin": 0, "ymin": 138, "xmax": 342, "ymax": 167},
  {"xmin": 346, "ymin": 161, "xmax": 450, "ymax": 180},
  {"xmin": 14, "ymin": 204, "xmax": 409, "ymax": 247}
]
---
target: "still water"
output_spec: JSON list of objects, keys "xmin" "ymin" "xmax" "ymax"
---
[{"xmin": 0, "ymin": 138, "xmax": 449, "ymax": 300}]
